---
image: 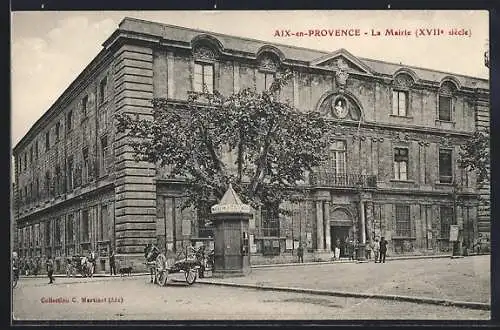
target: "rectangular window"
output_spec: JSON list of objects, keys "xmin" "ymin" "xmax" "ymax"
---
[
  {"xmin": 82, "ymin": 210, "xmax": 90, "ymax": 242},
  {"xmin": 194, "ymin": 62, "xmax": 214, "ymax": 94},
  {"xmin": 45, "ymin": 131, "xmax": 50, "ymax": 151},
  {"xmin": 82, "ymin": 147, "xmax": 89, "ymax": 184},
  {"xmin": 66, "ymin": 111, "xmax": 73, "ymax": 133},
  {"xmin": 54, "ymin": 218, "xmax": 61, "ymax": 246},
  {"xmin": 55, "ymin": 165, "xmax": 61, "ymax": 195},
  {"xmin": 440, "ymin": 206, "xmax": 454, "ymax": 238},
  {"xmin": 394, "ymin": 147, "xmax": 409, "ymax": 181},
  {"xmin": 67, "ymin": 157, "xmax": 74, "ymax": 191},
  {"xmin": 45, "ymin": 172, "xmax": 50, "ymax": 198},
  {"xmin": 30, "ymin": 182, "xmax": 33, "ymax": 201},
  {"xmin": 439, "ymin": 95, "xmax": 452, "ymax": 121},
  {"xmin": 55, "ymin": 122, "xmax": 61, "ymax": 141},
  {"xmin": 439, "ymin": 149, "xmax": 453, "ymax": 183},
  {"xmin": 35, "ymin": 178, "xmax": 39, "ymax": 200},
  {"xmin": 100, "ymin": 205, "xmax": 108, "ymax": 241},
  {"xmin": 328, "ymin": 140, "xmax": 347, "ymax": 179},
  {"xmin": 24, "ymin": 153, "xmax": 27, "ymax": 170},
  {"xmin": 100, "ymin": 136, "xmax": 109, "ymax": 175},
  {"xmin": 35, "ymin": 141, "xmax": 38, "ymax": 160},
  {"xmin": 395, "ymin": 204, "xmax": 411, "ymax": 237},
  {"xmin": 261, "ymin": 206, "xmax": 280, "ymax": 237},
  {"xmin": 99, "ymin": 77, "xmax": 107, "ymax": 104},
  {"xmin": 82, "ymin": 95, "xmax": 88, "ymax": 116},
  {"xmin": 392, "ymin": 90, "xmax": 408, "ymax": 116},
  {"xmin": 66, "ymin": 213, "xmax": 74, "ymax": 244},
  {"xmin": 264, "ymin": 72, "xmax": 275, "ymax": 90},
  {"xmin": 45, "ymin": 220, "xmax": 51, "ymax": 246},
  {"xmin": 29, "ymin": 146, "xmax": 33, "ymax": 164}
]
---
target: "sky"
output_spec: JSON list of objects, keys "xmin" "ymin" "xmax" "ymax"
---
[{"xmin": 11, "ymin": 10, "xmax": 489, "ymax": 148}]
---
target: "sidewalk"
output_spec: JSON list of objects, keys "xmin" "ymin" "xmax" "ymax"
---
[
  {"xmin": 250, "ymin": 254, "xmax": 454, "ymax": 269},
  {"xmin": 194, "ymin": 255, "xmax": 491, "ymax": 310}
]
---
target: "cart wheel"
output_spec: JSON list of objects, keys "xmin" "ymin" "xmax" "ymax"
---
[
  {"xmin": 157, "ymin": 270, "xmax": 168, "ymax": 287},
  {"xmin": 185, "ymin": 267, "xmax": 197, "ymax": 285}
]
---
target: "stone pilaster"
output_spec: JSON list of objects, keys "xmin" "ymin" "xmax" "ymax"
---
[
  {"xmin": 316, "ymin": 201, "xmax": 324, "ymax": 250},
  {"xmin": 113, "ymin": 44, "xmax": 157, "ymax": 268}
]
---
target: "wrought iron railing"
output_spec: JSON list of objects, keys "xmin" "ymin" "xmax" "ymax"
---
[{"xmin": 309, "ymin": 172, "xmax": 377, "ymax": 188}]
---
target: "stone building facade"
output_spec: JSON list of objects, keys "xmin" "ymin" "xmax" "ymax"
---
[{"xmin": 12, "ymin": 17, "xmax": 490, "ymax": 270}]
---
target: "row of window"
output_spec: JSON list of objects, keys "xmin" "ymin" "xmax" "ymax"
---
[
  {"xmin": 18, "ymin": 205, "xmax": 110, "ymax": 249},
  {"xmin": 394, "ymin": 205, "xmax": 456, "ymax": 239},
  {"xmin": 327, "ymin": 140, "xmax": 455, "ymax": 184},
  {"xmin": 17, "ymin": 136, "xmax": 110, "ymax": 206},
  {"xmin": 17, "ymin": 76, "xmax": 108, "ymax": 174},
  {"xmin": 392, "ymin": 90, "xmax": 453, "ymax": 121}
]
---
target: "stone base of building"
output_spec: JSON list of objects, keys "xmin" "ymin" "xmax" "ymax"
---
[
  {"xmin": 114, "ymin": 253, "xmax": 149, "ymax": 273},
  {"xmin": 212, "ymin": 268, "xmax": 251, "ymax": 278}
]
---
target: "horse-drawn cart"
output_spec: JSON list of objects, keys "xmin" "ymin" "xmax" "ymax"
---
[
  {"xmin": 66, "ymin": 255, "xmax": 94, "ymax": 277},
  {"xmin": 145, "ymin": 245, "xmax": 203, "ymax": 286}
]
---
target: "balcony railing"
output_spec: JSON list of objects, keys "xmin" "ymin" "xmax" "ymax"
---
[{"xmin": 310, "ymin": 172, "xmax": 377, "ymax": 188}]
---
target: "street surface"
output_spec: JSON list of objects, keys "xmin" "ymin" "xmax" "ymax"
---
[
  {"xmin": 207, "ymin": 255, "xmax": 490, "ymax": 304},
  {"xmin": 12, "ymin": 265, "xmax": 489, "ymax": 321}
]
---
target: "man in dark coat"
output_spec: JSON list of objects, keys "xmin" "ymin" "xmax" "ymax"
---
[
  {"xmin": 379, "ymin": 237, "xmax": 388, "ymax": 264},
  {"xmin": 297, "ymin": 243, "xmax": 304, "ymax": 263},
  {"xmin": 46, "ymin": 256, "xmax": 55, "ymax": 284},
  {"xmin": 109, "ymin": 250, "xmax": 116, "ymax": 276}
]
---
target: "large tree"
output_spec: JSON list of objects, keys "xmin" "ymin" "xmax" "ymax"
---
[
  {"xmin": 458, "ymin": 129, "xmax": 490, "ymax": 185},
  {"xmin": 116, "ymin": 71, "xmax": 334, "ymax": 214}
]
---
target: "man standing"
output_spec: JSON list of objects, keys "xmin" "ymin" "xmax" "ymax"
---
[
  {"xmin": 46, "ymin": 256, "xmax": 55, "ymax": 284},
  {"xmin": 297, "ymin": 242, "xmax": 304, "ymax": 263},
  {"xmin": 379, "ymin": 237, "xmax": 388, "ymax": 264},
  {"xmin": 109, "ymin": 250, "xmax": 116, "ymax": 276},
  {"xmin": 373, "ymin": 238, "xmax": 380, "ymax": 263}
]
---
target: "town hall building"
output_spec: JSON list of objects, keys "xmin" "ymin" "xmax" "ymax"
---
[{"xmin": 12, "ymin": 17, "xmax": 490, "ymax": 271}]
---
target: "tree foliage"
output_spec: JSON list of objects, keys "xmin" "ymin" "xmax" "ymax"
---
[
  {"xmin": 458, "ymin": 129, "xmax": 490, "ymax": 184},
  {"xmin": 116, "ymin": 70, "xmax": 335, "ymax": 213}
]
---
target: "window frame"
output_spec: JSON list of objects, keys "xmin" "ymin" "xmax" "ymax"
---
[
  {"xmin": 194, "ymin": 61, "xmax": 215, "ymax": 94},
  {"xmin": 81, "ymin": 209, "xmax": 90, "ymax": 243},
  {"xmin": 393, "ymin": 147, "xmax": 409, "ymax": 181},
  {"xmin": 45, "ymin": 131, "xmax": 50, "ymax": 151},
  {"xmin": 82, "ymin": 95, "xmax": 89, "ymax": 116},
  {"xmin": 438, "ymin": 148, "xmax": 453, "ymax": 184},
  {"xmin": 66, "ymin": 111, "xmax": 73, "ymax": 134},
  {"xmin": 100, "ymin": 135, "xmax": 109, "ymax": 176},
  {"xmin": 440, "ymin": 205, "xmax": 454, "ymax": 239},
  {"xmin": 395, "ymin": 204, "xmax": 411, "ymax": 238},
  {"xmin": 99, "ymin": 77, "xmax": 108, "ymax": 105},
  {"xmin": 392, "ymin": 89, "xmax": 408, "ymax": 117},
  {"xmin": 328, "ymin": 140, "xmax": 347, "ymax": 177}
]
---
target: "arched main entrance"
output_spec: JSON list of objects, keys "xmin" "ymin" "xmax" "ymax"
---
[{"xmin": 330, "ymin": 208, "xmax": 354, "ymax": 258}]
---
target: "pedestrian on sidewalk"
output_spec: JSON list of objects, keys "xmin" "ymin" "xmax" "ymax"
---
[
  {"xmin": 373, "ymin": 237, "xmax": 380, "ymax": 263},
  {"xmin": 46, "ymin": 256, "xmax": 55, "ymax": 284},
  {"xmin": 109, "ymin": 250, "xmax": 116, "ymax": 276},
  {"xmin": 334, "ymin": 238, "xmax": 341, "ymax": 261},
  {"xmin": 379, "ymin": 237, "xmax": 388, "ymax": 264},
  {"xmin": 297, "ymin": 242, "xmax": 304, "ymax": 263}
]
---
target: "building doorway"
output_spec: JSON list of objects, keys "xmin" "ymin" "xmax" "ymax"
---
[{"xmin": 330, "ymin": 226, "xmax": 350, "ymax": 258}]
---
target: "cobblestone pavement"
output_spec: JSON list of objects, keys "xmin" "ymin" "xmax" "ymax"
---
[
  {"xmin": 12, "ymin": 273, "xmax": 489, "ymax": 321},
  {"xmin": 202, "ymin": 255, "xmax": 491, "ymax": 304}
]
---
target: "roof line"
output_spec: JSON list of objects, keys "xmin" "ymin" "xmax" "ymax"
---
[
  {"xmin": 121, "ymin": 17, "xmax": 332, "ymax": 56},
  {"xmin": 359, "ymin": 56, "xmax": 489, "ymax": 82},
  {"xmin": 123, "ymin": 17, "xmax": 488, "ymax": 81}
]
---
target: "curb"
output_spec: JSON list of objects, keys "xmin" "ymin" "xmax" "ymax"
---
[
  {"xmin": 21, "ymin": 273, "xmax": 150, "ymax": 279},
  {"xmin": 193, "ymin": 280, "xmax": 490, "ymax": 311},
  {"xmin": 251, "ymin": 254, "xmax": 455, "ymax": 269}
]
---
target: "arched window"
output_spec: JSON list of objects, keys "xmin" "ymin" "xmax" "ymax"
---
[
  {"xmin": 438, "ymin": 81, "xmax": 456, "ymax": 122},
  {"xmin": 193, "ymin": 45, "xmax": 216, "ymax": 94}
]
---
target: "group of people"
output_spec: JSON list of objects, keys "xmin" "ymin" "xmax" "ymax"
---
[
  {"xmin": 295, "ymin": 237, "xmax": 389, "ymax": 263},
  {"xmin": 17, "ymin": 257, "xmax": 42, "ymax": 276}
]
